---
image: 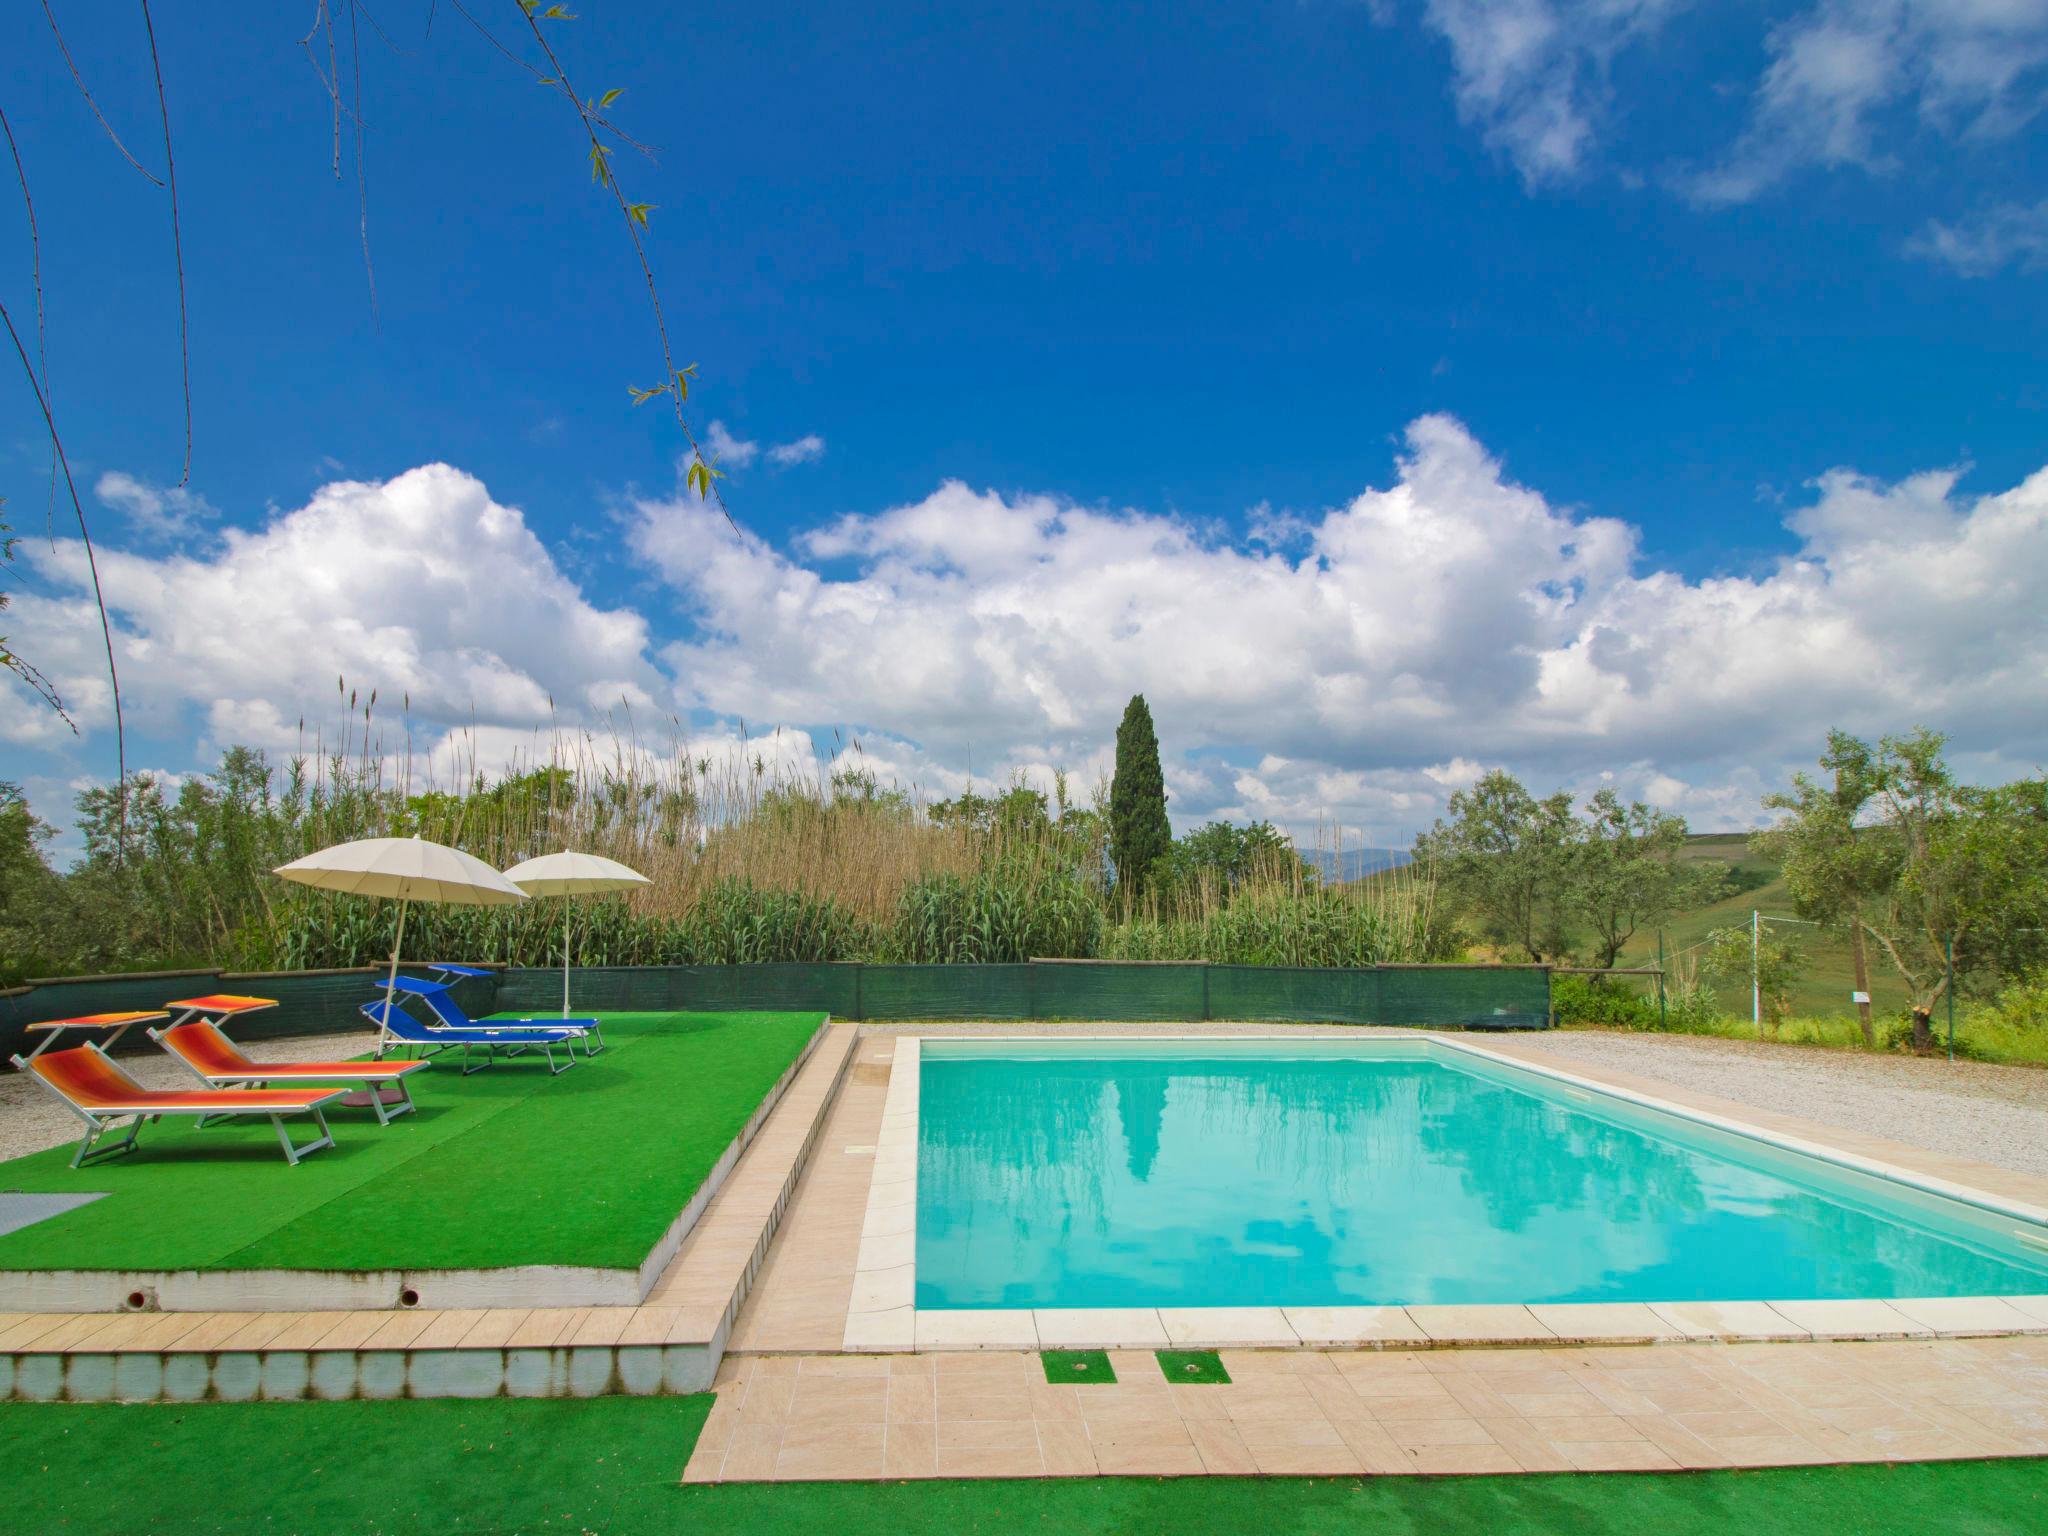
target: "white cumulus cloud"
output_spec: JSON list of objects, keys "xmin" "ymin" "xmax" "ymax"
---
[
  {"xmin": 5, "ymin": 465, "xmax": 658, "ymax": 760},
  {"xmin": 11, "ymin": 425, "xmax": 2048, "ymax": 847},
  {"xmin": 630, "ymin": 413, "xmax": 2048, "ymax": 837}
]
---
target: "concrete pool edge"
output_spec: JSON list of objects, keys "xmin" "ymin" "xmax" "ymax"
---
[{"xmin": 842, "ymin": 1030, "xmax": 2048, "ymax": 1353}]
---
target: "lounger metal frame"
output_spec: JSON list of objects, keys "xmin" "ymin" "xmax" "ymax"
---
[
  {"xmin": 147, "ymin": 1024, "xmax": 421, "ymax": 1126},
  {"xmin": 8, "ymin": 1043, "xmax": 341, "ymax": 1168},
  {"xmin": 401, "ymin": 972, "xmax": 607, "ymax": 1057},
  {"xmin": 361, "ymin": 1001, "xmax": 581, "ymax": 1076}
]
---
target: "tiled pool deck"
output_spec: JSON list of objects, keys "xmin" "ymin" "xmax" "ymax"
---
[{"xmin": 684, "ymin": 1335, "xmax": 2048, "ymax": 1481}]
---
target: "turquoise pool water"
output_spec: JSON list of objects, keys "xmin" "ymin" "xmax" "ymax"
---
[{"xmin": 914, "ymin": 1041, "xmax": 2048, "ymax": 1310}]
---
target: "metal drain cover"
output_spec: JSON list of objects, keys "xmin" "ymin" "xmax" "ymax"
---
[{"xmin": 0, "ymin": 1191, "xmax": 107, "ymax": 1238}]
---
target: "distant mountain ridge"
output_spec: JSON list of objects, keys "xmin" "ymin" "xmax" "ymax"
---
[{"xmin": 1302, "ymin": 846, "xmax": 1413, "ymax": 884}]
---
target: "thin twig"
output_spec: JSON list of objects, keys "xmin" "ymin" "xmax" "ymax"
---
[
  {"xmin": 0, "ymin": 103, "xmax": 59, "ymax": 539},
  {"xmin": 349, "ymin": 0, "xmax": 378, "ymax": 313},
  {"xmin": 0, "ymin": 294, "xmax": 125, "ymax": 815},
  {"xmin": 452, "ymin": 2, "xmax": 659, "ymax": 159},
  {"xmin": 300, "ymin": 2, "xmax": 360, "ymax": 174},
  {"xmin": 352, "ymin": 0, "xmax": 411, "ymax": 56},
  {"xmin": 140, "ymin": 0, "xmax": 193, "ymax": 488},
  {"xmin": 515, "ymin": 5, "xmax": 733, "ymax": 530},
  {"xmin": 38, "ymin": 0, "xmax": 165, "ymax": 186}
]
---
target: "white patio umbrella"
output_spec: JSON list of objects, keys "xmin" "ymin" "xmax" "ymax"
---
[
  {"xmin": 274, "ymin": 835, "xmax": 529, "ymax": 1046},
  {"xmin": 501, "ymin": 851, "xmax": 652, "ymax": 1017}
]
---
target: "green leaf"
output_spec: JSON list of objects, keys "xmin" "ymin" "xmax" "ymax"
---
[
  {"xmin": 542, "ymin": 4, "xmax": 577, "ymax": 17},
  {"xmin": 627, "ymin": 385, "xmax": 664, "ymax": 406},
  {"xmin": 598, "ymin": 88, "xmax": 624, "ymax": 108},
  {"xmin": 627, "ymin": 202, "xmax": 655, "ymax": 226}
]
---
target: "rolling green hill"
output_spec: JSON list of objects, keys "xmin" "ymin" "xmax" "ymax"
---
[{"xmin": 1615, "ymin": 833, "xmax": 1915, "ymax": 1020}]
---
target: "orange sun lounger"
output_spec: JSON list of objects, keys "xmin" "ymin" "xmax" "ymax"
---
[
  {"xmin": 149, "ymin": 1020, "xmax": 429, "ymax": 1126},
  {"xmin": 9, "ymin": 1042, "xmax": 346, "ymax": 1168}
]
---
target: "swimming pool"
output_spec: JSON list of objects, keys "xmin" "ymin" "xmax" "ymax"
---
[{"xmin": 913, "ymin": 1038, "xmax": 2048, "ymax": 1311}]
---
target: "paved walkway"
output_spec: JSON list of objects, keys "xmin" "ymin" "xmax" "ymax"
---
[{"xmin": 684, "ymin": 1335, "xmax": 2048, "ymax": 1481}]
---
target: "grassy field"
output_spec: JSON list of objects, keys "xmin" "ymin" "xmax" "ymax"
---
[
  {"xmin": 1615, "ymin": 833, "xmax": 1917, "ymax": 1020},
  {"xmin": 0, "ymin": 1011, "xmax": 821, "ymax": 1274},
  {"xmin": 2, "ymin": 1396, "xmax": 2043, "ymax": 1535}
]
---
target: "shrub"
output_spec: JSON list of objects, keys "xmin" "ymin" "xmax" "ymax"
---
[{"xmin": 1551, "ymin": 974, "xmax": 1660, "ymax": 1030}]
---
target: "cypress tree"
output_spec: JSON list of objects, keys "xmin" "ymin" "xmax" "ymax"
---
[{"xmin": 1109, "ymin": 694, "xmax": 1171, "ymax": 901}]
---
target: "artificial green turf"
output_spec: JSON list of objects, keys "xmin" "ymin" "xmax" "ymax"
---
[
  {"xmin": 1042, "ymin": 1349, "xmax": 1116, "ymax": 1384},
  {"xmin": 0, "ymin": 1011, "xmax": 822, "ymax": 1274},
  {"xmin": 3, "ymin": 1397, "xmax": 2044, "ymax": 1535},
  {"xmin": 1157, "ymin": 1348, "xmax": 1232, "ymax": 1384}
]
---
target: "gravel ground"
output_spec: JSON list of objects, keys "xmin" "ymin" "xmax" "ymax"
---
[
  {"xmin": 1498, "ymin": 1028, "xmax": 2048, "ymax": 1179},
  {"xmin": 0, "ymin": 1030, "xmax": 374, "ymax": 1164}
]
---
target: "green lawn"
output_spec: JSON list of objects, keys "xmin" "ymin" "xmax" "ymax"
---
[
  {"xmin": 2, "ymin": 1396, "xmax": 2042, "ymax": 1535},
  {"xmin": 0, "ymin": 1011, "xmax": 822, "ymax": 1274}
]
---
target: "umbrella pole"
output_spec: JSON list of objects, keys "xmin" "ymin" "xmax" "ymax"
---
[
  {"xmin": 563, "ymin": 899, "xmax": 573, "ymax": 1019},
  {"xmin": 380, "ymin": 899, "xmax": 409, "ymax": 1057}
]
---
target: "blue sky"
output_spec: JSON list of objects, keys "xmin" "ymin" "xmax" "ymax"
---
[{"xmin": 4, "ymin": 1, "xmax": 2047, "ymax": 850}]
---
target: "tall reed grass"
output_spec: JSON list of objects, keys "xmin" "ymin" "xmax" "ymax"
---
[{"xmin": 60, "ymin": 691, "xmax": 1453, "ymax": 974}]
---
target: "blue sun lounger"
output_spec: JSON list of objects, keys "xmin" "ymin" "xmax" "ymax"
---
[
  {"xmin": 361, "ymin": 986, "xmax": 593, "ymax": 1076},
  {"xmin": 390, "ymin": 973, "xmax": 606, "ymax": 1056}
]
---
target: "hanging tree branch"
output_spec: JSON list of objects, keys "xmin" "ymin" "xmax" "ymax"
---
[
  {"xmin": 0, "ymin": 295, "xmax": 125, "ymax": 791},
  {"xmin": 139, "ymin": 0, "xmax": 194, "ymax": 489},
  {"xmin": 38, "ymin": 0, "xmax": 165, "ymax": 187},
  {"xmin": 513, "ymin": 2, "xmax": 736, "ymax": 528},
  {"xmin": 0, "ymin": 101, "xmax": 61, "ymax": 539}
]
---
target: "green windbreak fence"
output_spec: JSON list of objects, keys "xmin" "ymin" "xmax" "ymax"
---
[
  {"xmin": 493, "ymin": 961, "xmax": 1549, "ymax": 1029},
  {"xmin": 0, "ymin": 966, "xmax": 500, "ymax": 1063},
  {"xmin": 1, "ymin": 961, "xmax": 1548, "ymax": 1059}
]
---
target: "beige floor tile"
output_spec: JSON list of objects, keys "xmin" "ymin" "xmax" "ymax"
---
[
  {"xmin": 1622, "ymin": 1412, "xmax": 1732, "ymax": 1469},
  {"xmin": 1650, "ymin": 1301, "xmax": 1808, "ymax": 1341},
  {"xmin": 1378, "ymin": 1416, "xmax": 1496, "ymax": 1449},
  {"xmin": 1883, "ymin": 1297, "xmax": 2040, "ymax": 1337},
  {"xmin": 1497, "ymin": 1388, "xmax": 1608, "ymax": 1418},
  {"xmin": 776, "ymin": 1420, "xmax": 887, "ymax": 1481},
  {"xmin": 915, "ymin": 1309, "xmax": 1038, "ymax": 1351},
  {"xmin": 1284, "ymin": 1306, "xmax": 1427, "ymax": 1346},
  {"xmin": 800, "ymin": 1352, "xmax": 892, "ymax": 1377},
  {"xmin": 1333, "ymin": 1417, "xmax": 1413, "ymax": 1474},
  {"xmin": 887, "ymin": 1372, "xmax": 938, "ymax": 1421},
  {"xmin": 1406, "ymin": 1305, "xmax": 1555, "ymax": 1344},
  {"xmin": 1767, "ymin": 1300, "xmax": 1932, "ymax": 1340},
  {"xmin": 939, "ymin": 1386, "xmax": 1040, "ymax": 1421},
  {"xmin": 935, "ymin": 1444, "xmax": 1047, "ymax": 1478},
  {"xmin": 1533, "ymin": 1413, "xmax": 1645, "ymax": 1443},
  {"xmin": 1080, "ymin": 1383, "xmax": 1181, "ymax": 1423},
  {"xmin": 1362, "ymin": 1389, "xmax": 1470, "ymax": 1421},
  {"xmin": 1089, "ymin": 1421, "xmax": 1205, "ymax": 1477},
  {"xmin": 938, "ymin": 1417, "xmax": 1039, "ymax": 1452},
  {"xmin": 1671, "ymin": 1408, "xmax": 1795, "ymax": 1440},
  {"xmin": 882, "ymin": 1419, "xmax": 937, "ymax": 1479},
  {"xmin": 786, "ymin": 1374, "xmax": 887, "ymax": 1425},
  {"xmin": 1038, "ymin": 1420, "xmax": 1101, "ymax": 1476},
  {"xmin": 1159, "ymin": 1307, "xmax": 1298, "ymax": 1347},
  {"xmin": 1527, "ymin": 1303, "xmax": 1685, "ymax": 1342},
  {"xmin": 1033, "ymin": 1308, "xmax": 1167, "ymax": 1349},
  {"xmin": 1476, "ymin": 1416, "xmax": 1573, "ymax": 1472},
  {"xmin": 1186, "ymin": 1419, "xmax": 1257, "ymax": 1474},
  {"xmin": 720, "ymin": 1419, "xmax": 784, "ymax": 1481}
]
